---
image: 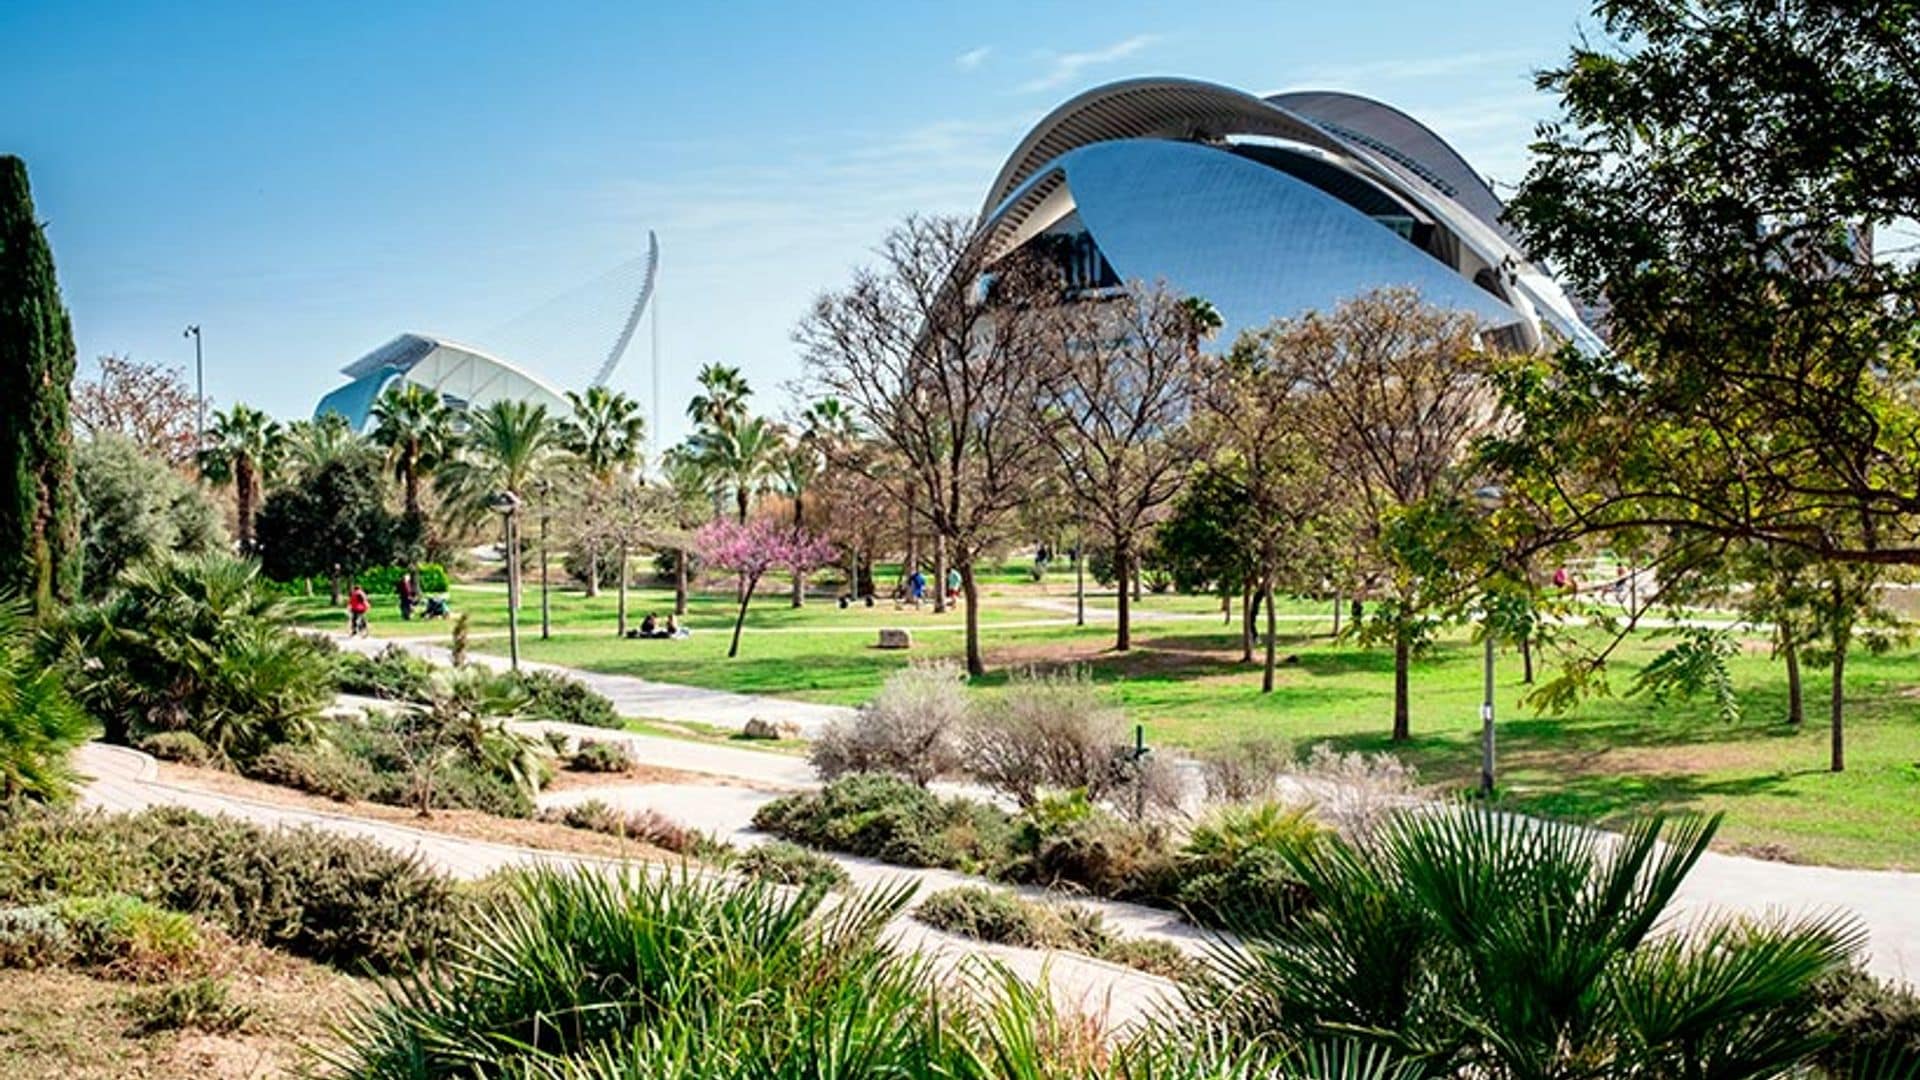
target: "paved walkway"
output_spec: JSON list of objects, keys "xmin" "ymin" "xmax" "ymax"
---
[{"xmin": 74, "ymin": 742, "xmax": 1174, "ymax": 1025}]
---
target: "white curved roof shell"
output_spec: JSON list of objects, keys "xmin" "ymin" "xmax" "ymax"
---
[
  {"xmin": 316, "ymin": 333, "xmax": 570, "ymax": 429},
  {"xmin": 979, "ymin": 77, "xmax": 1603, "ymax": 355}
]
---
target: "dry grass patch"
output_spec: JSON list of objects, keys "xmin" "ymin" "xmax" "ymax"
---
[{"xmin": 0, "ymin": 950, "xmax": 355, "ymax": 1079}]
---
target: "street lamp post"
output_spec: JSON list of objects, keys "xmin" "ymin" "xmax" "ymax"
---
[
  {"xmin": 182, "ymin": 325, "xmax": 204, "ymax": 449},
  {"xmin": 535, "ymin": 480, "xmax": 552, "ymax": 641},
  {"xmin": 1473, "ymin": 485, "xmax": 1505, "ymax": 798},
  {"xmin": 492, "ymin": 491, "xmax": 522, "ymax": 672}
]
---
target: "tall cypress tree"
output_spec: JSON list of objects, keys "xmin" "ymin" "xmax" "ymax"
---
[{"xmin": 0, "ymin": 156, "xmax": 80, "ymax": 611}]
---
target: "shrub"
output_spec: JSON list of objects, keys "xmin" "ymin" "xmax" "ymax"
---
[
  {"xmin": 1006, "ymin": 797, "xmax": 1177, "ymax": 902},
  {"xmin": 0, "ymin": 599, "xmax": 93, "ymax": 803},
  {"xmin": 752, "ymin": 773, "xmax": 1016, "ymax": 874},
  {"xmin": 51, "ymin": 554, "xmax": 332, "ymax": 761},
  {"xmin": 916, "ymin": 886, "xmax": 1049, "ymax": 948},
  {"xmin": 75, "ymin": 433, "xmax": 225, "ymax": 600},
  {"xmin": 1172, "ymin": 801, "xmax": 1325, "ymax": 931},
  {"xmin": 537, "ymin": 800, "xmax": 706, "ymax": 854},
  {"xmin": 334, "ymin": 644, "xmax": 434, "ymax": 702},
  {"xmin": 0, "ymin": 806, "xmax": 464, "ymax": 974},
  {"xmin": 964, "ymin": 668, "xmax": 1130, "ymax": 807},
  {"xmin": 812, "ymin": 662, "xmax": 967, "ymax": 785},
  {"xmin": 1811, "ymin": 967, "xmax": 1920, "ymax": 1076},
  {"xmin": 0, "ymin": 904, "xmax": 71, "ymax": 968},
  {"xmin": 123, "ymin": 975, "xmax": 253, "ymax": 1035},
  {"xmin": 1288, "ymin": 743, "xmax": 1420, "ymax": 843},
  {"xmin": 732, "ymin": 841, "xmax": 850, "ymax": 891},
  {"xmin": 1197, "ymin": 737, "xmax": 1292, "ymax": 804},
  {"xmin": 57, "ymin": 893, "xmax": 208, "ymax": 980},
  {"xmin": 570, "ymin": 739, "xmax": 632, "ymax": 773},
  {"xmin": 246, "ymin": 742, "xmax": 375, "ymax": 802},
  {"xmin": 513, "ymin": 669, "xmax": 622, "ymax": 728},
  {"xmin": 136, "ymin": 730, "xmax": 213, "ymax": 767},
  {"xmin": 1101, "ymin": 936, "xmax": 1195, "ymax": 981},
  {"xmin": 914, "ymin": 885, "xmax": 1189, "ymax": 979},
  {"xmin": 358, "ymin": 564, "xmax": 449, "ymax": 595}
]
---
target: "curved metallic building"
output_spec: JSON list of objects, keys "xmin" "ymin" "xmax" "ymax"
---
[
  {"xmin": 314, "ymin": 333, "xmax": 570, "ymax": 430},
  {"xmin": 979, "ymin": 78, "xmax": 1602, "ymax": 353}
]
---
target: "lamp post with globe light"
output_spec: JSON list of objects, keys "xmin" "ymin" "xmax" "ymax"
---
[{"xmin": 491, "ymin": 491, "xmax": 522, "ymax": 672}]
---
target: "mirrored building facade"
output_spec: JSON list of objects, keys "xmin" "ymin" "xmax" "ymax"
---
[{"xmin": 978, "ymin": 78, "xmax": 1603, "ymax": 352}]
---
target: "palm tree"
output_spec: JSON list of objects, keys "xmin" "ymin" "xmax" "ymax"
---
[
  {"xmin": 692, "ymin": 414, "xmax": 779, "ymax": 524},
  {"xmin": 659, "ymin": 444, "xmax": 711, "ymax": 616},
  {"xmin": 197, "ymin": 402, "xmax": 284, "ymax": 552},
  {"xmin": 686, "ymin": 363, "xmax": 751, "ymax": 432},
  {"xmin": 559, "ymin": 386, "xmax": 646, "ymax": 598},
  {"xmin": 776, "ymin": 398, "xmax": 854, "ymax": 606},
  {"xmin": 283, "ymin": 411, "xmax": 376, "ymax": 478},
  {"xmin": 436, "ymin": 399, "xmax": 558, "ymax": 526},
  {"xmin": 369, "ymin": 383, "xmax": 455, "ymax": 520}
]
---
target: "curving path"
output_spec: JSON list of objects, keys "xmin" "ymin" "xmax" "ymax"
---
[{"xmin": 74, "ymin": 741, "xmax": 1176, "ymax": 1026}]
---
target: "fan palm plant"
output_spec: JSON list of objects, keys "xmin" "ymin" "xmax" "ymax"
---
[
  {"xmin": 282, "ymin": 411, "xmax": 376, "ymax": 478},
  {"xmin": 196, "ymin": 401, "xmax": 284, "ymax": 551},
  {"xmin": 686, "ymin": 362, "xmax": 752, "ymax": 432},
  {"xmin": 1182, "ymin": 806, "xmax": 1861, "ymax": 1079},
  {"xmin": 560, "ymin": 386, "xmax": 646, "ymax": 596},
  {"xmin": 369, "ymin": 382, "xmax": 455, "ymax": 520},
  {"xmin": 52, "ymin": 553, "xmax": 328, "ymax": 760},
  {"xmin": 0, "ymin": 599, "xmax": 93, "ymax": 803}
]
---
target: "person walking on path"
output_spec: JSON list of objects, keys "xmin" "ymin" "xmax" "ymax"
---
[
  {"xmin": 946, "ymin": 567, "xmax": 962, "ymax": 604},
  {"xmin": 908, "ymin": 568, "xmax": 927, "ymax": 606},
  {"xmin": 397, "ymin": 572, "xmax": 418, "ymax": 621},
  {"xmin": 348, "ymin": 584, "xmax": 371, "ymax": 637}
]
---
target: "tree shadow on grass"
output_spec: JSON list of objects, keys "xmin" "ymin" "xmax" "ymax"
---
[{"xmin": 1501, "ymin": 769, "xmax": 1804, "ymax": 829}]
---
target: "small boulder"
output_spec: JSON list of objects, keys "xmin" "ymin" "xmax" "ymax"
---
[
  {"xmin": 877, "ymin": 627, "xmax": 913, "ymax": 650},
  {"xmin": 741, "ymin": 717, "xmax": 782, "ymax": 740}
]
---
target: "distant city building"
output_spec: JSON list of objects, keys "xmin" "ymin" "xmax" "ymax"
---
[
  {"xmin": 314, "ymin": 333, "xmax": 569, "ymax": 430},
  {"xmin": 978, "ymin": 78, "xmax": 1604, "ymax": 352}
]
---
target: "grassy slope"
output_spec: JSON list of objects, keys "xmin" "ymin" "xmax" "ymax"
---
[{"xmin": 294, "ymin": 578, "xmax": 1920, "ymax": 869}]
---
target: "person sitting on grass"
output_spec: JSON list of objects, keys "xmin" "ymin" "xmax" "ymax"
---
[
  {"xmin": 664, "ymin": 613, "xmax": 687, "ymax": 639},
  {"xmin": 639, "ymin": 612, "xmax": 658, "ymax": 638}
]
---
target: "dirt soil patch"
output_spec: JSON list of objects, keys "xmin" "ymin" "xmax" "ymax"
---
[
  {"xmin": 154, "ymin": 762, "xmax": 676, "ymax": 861},
  {"xmin": 0, "ymin": 951, "xmax": 357, "ymax": 1079}
]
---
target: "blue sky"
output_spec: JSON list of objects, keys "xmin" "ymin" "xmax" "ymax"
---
[{"xmin": 3, "ymin": 0, "xmax": 1593, "ymax": 446}]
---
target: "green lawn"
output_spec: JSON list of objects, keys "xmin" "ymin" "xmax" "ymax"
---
[{"xmin": 294, "ymin": 578, "xmax": 1920, "ymax": 869}]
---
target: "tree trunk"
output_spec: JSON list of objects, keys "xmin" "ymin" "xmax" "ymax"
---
[
  {"xmin": 1114, "ymin": 541, "xmax": 1132, "ymax": 652},
  {"xmin": 847, "ymin": 546, "xmax": 860, "ymax": 601},
  {"xmin": 933, "ymin": 533, "xmax": 948, "ymax": 614},
  {"xmin": 735, "ymin": 488, "xmax": 749, "ymax": 524},
  {"xmin": 727, "ymin": 573, "xmax": 756, "ymax": 658},
  {"xmin": 1391, "ymin": 619, "xmax": 1411, "ymax": 742},
  {"xmin": 792, "ymin": 496, "xmax": 806, "ymax": 608},
  {"xmin": 1829, "ymin": 627, "xmax": 1848, "ymax": 773},
  {"xmin": 1331, "ymin": 592, "xmax": 1341, "ymax": 637},
  {"xmin": 1240, "ymin": 583, "xmax": 1254, "ymax": 663},
  {"xmin": 1220, "ymin": 591, "xmax": 1231, "ymax": 625},
  {"xmin": 673, "ymin": 547, "xmax": 689, "ymax": 615},
  {"xmin": 586, "ymin": 542, "xmax": 600, "ymax": 598},
  {"xmin": 961, "ymin": 560, "xmax": 985, "ymax": 676},
  {"xmin": 616, "ymin": 539, "xmax": 629, "ymax": 636},
  {"xmin": 1521, "ymin": 631, "xmax": 1535, "ymax": 685},
  {"xmin": 236, "ymin": 459, "xmax": 255, "ymax": 551},
  {"xmin": 1132, "ymin": 560, "xmax": 1142, "ymax": 602},
  {"xmin": 329, "ymin": 571, "xmax": 342, "ymax": 607},
  {"xmin": 1262, "ymin": 574, "xmax": 1278, "ymax": 693},
  {"xmin": 403, "ymin": 463, "xmax": 421, "ymax": 519},
  {"xmin": 1783, "ymin": 624, "xmax": 1804, "ymax": 726}
]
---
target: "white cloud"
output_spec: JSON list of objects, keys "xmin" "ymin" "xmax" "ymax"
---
[
  {"xmin": 1018, "ymin": 34, "xmax": 1158, "ymax": 93},
  {"xmin": 955, "ymin": 46, "xmax": 991, "ymax": 70}
]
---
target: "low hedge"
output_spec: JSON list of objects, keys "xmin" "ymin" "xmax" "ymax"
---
[
  {"xmin": 751, "ymin": 773, "xmax": 1016, "ymax": 875},
  {"xmin": 0, "ymin": 805, "xmax": 465, "ymax": 974},
  {"xmin": 272, "ymin": 564, "xmax": 450, "ymax": 596}
]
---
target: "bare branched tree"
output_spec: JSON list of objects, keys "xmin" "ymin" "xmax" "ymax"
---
[
  {"xmin": 797, "ymin": 215, "xmax": 1052, "ymax": 675},
  {"xmin": 1268, "ymin": 287, "xmax": 1498, "ymax": 740},
  {"xmin": 1034, "ymin": 284, "xmax": 1210, "ymax": 651},
  {"xmin": 72, "ymin": 354, "xmax": 201, "ymax": 466}
]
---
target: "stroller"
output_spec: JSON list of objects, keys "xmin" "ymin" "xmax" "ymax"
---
[{"xmin": 421, "ymin": 595, "xmax": 450, "ymax": 620}]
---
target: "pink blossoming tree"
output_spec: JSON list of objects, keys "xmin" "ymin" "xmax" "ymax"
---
[{"xmin": 694, "ymin": 518, "xmax": 838, "ymax": 657}]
